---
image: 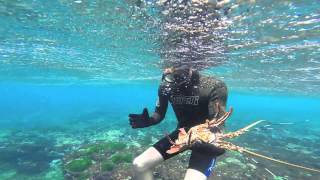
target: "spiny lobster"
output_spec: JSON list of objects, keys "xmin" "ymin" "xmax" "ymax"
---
[{"xmin": 165, "ymin": 107, "xmax": 320, "ymax": 173}]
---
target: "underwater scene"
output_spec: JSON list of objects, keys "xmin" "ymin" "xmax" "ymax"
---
[{"xmin": 0, "ymin": 0, "xmax": 319, "ymax": 180}]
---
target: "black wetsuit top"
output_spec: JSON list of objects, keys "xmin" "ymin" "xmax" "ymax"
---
[
  {"xmin": 152, "ymin": 74, "xmax": 228, "ymax": 175},
  {"xmin": 153, "ymin": 74, "xmax": 228, "ymax": 128}
]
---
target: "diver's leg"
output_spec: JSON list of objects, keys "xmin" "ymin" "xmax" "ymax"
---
[
  {"xmin": 184, "ymin": 169, "xmax": 207, "ymax": 180},
  {"xmin": 132, "ymin": 129, "xmax": 180, "ymax": 180},
  {"xmin": 184, "ymin": 150, "xmax": 217, "ymax": 180},
  {"xmin": 132, "ymin": 147, "xmax": 164, "ymax": 180}
]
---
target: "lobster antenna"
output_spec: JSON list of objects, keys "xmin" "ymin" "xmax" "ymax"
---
[{"xmin": 243, "ymin": 149, "xmax": 320, "ymax": 173}]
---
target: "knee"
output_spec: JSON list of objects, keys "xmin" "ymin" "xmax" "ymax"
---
[{"xmin": 132, "ymin": 157, "xmax": 148, "ymax": 173}]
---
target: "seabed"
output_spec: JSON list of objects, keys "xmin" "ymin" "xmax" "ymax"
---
[{"xmin": 0, "ymin": 117, "xmax": 319, "ymax": 180}]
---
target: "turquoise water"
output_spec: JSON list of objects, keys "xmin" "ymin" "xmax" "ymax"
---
[{"xmin": 0, "ymin": 0, "xmax": 320, "ymax": 179}]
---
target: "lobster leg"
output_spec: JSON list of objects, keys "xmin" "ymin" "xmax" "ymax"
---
[
  {"xmin": 223, "ymin": 120, "xmax": 265, "ymax": 139},
  {"xmin": 209, "ymin": 107, "xmax": 233, "ymax": 127},
  {"xmin": 165, "ymin": 132, "xmax": 176, "ymax": 145},
  {"xmin": 216, "ymin": 141, "xmax": 245, "ymax": 152}
]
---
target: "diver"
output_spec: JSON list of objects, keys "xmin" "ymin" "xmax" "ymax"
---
[{"xmin": 129, "ymin": 65, "xmax": 228, "ymax": 180}]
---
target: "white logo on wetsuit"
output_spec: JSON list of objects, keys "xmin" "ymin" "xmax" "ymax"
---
[{"xmin": 171, "ymin": 96, "xmax": 199, "ymax": 105}]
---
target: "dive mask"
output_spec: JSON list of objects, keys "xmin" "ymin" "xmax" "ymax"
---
[{"xmin": 162, "ymin": 68, "xmax": 191, "ymax": 86}]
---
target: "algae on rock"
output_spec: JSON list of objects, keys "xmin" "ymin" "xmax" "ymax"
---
[
  {"xmin": 110, "ymin": 153, "xmax": 133, "ymax": 164},
  {"xmin": 65, "ymin": 157, "xmax": 92, "ymax": 173}
]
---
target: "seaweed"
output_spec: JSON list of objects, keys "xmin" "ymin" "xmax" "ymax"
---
[
  {"xmin": 101, "ymin": 160, "xmax": 115, "ymax": 171},
  {"xmin": 105, "ymin": 141, "xmax": 126, "ymax": 152},
  {"xmin": 79, "ymin": 141, "xmax": 127, "ymax": 156},
  {"xmin": 81, "ymin": 144, "xmax": 106, "ymax": 155},
  {"xmin": 65, "ymin": 157, "xmax": 92, "ymax": 173},
  {"xmin": 110, "ymin": 153, "xmax": 133, "ymax": 164}
]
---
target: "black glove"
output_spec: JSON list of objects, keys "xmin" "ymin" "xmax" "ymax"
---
[
  {"xmin": 191, "ymin": 141, "xmax": 225, "ymax": 156},
  {"xmin": 129, "ymin": 108, "xmax": 152, "ymax": 129}
]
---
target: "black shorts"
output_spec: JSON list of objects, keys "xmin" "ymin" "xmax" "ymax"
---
[{"xmin": 153, "ymin": 129, "xmax": 217, "ymax": 177}]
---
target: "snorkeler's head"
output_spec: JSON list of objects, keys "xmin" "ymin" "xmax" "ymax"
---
[{"xmin": 162, "ymin": 65, "xmax": 198, "ymax": 89}]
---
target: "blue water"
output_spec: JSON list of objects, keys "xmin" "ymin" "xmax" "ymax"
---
[
  {"xmin": 1, "ymin": 83, "xmax": 319, "ymax": 128},
  {"xmin": 0, "ymin": 0, "xmax": 320, "ymax": 179}
]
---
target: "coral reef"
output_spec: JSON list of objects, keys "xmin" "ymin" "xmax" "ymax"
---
[
  {"xmin": 110, "ymin": 153, "xmax": 133, "ymax": 164},
  {"xmin": 62, "ymin": 141, "xmax": 134, "ymax": 179},
  {"xmin": 101, "ymin": 160, "xmax": 115, "ymax": 171},
  {"xmin": 0, "ymin": 131, "xmax": 61, "ymax": 175},
  {"xmin": 65, "ymin": 157, "xmax": 92, "ymax": 173},
  {"xmin": 0, "ymin": 120, "xmax": 319, "ymax": 180}
]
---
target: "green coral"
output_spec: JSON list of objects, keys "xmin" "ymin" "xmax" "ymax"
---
[
  {"xmin": 80, "ymin": 144, "xmax": 106, "ymax": 155},
  {"xmin": 110, "ymin": 153, "xmax": 133, "ymax": 164},
  {"xmin": 101, "ymin": 160, "xmax": 115, "ymax": 171},
  {"xmin": 63, "ymin": 141, "xmax": 128, "ymax": 176},
  {"xmin": 65, "ymin": 157, "xmax": 92, "ymax": 172},
  {"xmin": 105, "ymin": 142, "xmax": 126, "ymax": 151},
  {"xmin": 79, "ymin": 142, "xmax": 126, "ymax": 155}
]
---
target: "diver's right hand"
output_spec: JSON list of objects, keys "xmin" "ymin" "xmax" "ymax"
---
[{"xmin": 129, "ymin": 108, "xmax": 152, "ymax": 128}]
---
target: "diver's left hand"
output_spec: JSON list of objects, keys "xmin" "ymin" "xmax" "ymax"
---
[{"xmin": 191, "ymin": 141, "xmax": 225, "ymax": 156}]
